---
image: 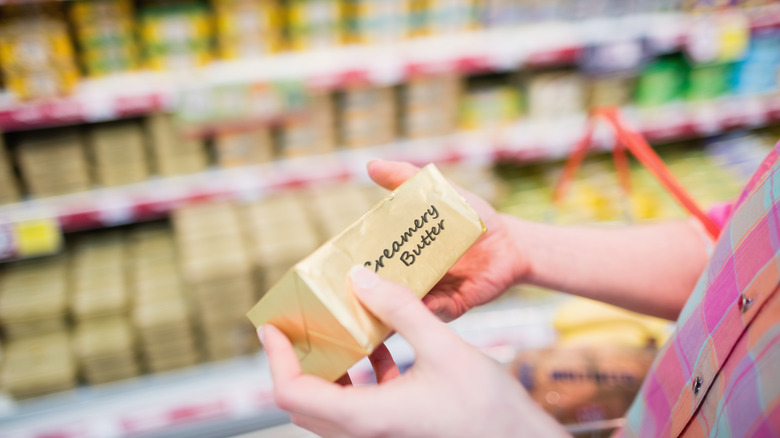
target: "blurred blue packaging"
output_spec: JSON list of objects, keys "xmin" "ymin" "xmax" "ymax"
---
[{"xmin": 731, "ymin": 30, "xmax": 780, "ymax": 95}]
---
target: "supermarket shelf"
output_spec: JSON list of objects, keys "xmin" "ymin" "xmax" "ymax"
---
[
  {"xmin": 1, "ymin": 5, "xmax": 778, "ymax": 133},
  {"xmin": 0, "ymin": 92, "xmax": 778, "ymax": 262},
  {"xmin": 0, "ymin": 299, "xmax": 559, "ymax": 438}
]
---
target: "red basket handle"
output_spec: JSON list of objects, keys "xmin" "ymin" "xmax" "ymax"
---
[{"xmin": 552, "ymin": 107, "xmax": 721, "ymax": 240}]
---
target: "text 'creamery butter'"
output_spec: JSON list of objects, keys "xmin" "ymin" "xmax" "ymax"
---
[
  {"xmin": 364, "ymin": 204, "xmax": 444, "ymax": 271},
  {"xmin": 246, "ymin": 164, "xmax": 485, "ymax": 381}
]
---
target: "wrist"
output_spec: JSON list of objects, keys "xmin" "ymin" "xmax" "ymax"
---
[{"xmin": 498, "ymin": 214, "xmax": 540, "ymax": 287}]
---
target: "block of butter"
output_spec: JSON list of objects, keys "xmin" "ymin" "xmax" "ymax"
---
[{"xmin": 247, "ymin": 164, "xmax": 485, "ymax": 381}]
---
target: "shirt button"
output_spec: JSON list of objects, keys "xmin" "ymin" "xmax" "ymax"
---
[
  {"xmin": 738, "ymin": 294, "xmax": 753, "ymax": 313},
  {"xmin": 693, "ymin": 376, "xmax": 703, "ymax": 395}
]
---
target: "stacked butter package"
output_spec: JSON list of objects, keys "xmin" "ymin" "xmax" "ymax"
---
[
  {"xmin": 15, "ymin": 128, "xmax": 91, "ymax": 198},
  {"xmin": 247, "ymin": 164, "xmax": 484, "ymax": 381},
  {"xmin": 87, "ymin": 120, "xmax": 150, "ymax": 187},
  {"xmin": 130, "ymin": 226, "xmax": 199, "ymax": 373},
  {"xmin": 69, "ymin": 232, "xmax": 139, "ymax": 385},
  {"xmin": 174, "ymin": 202, "xmax": 258, "ymax": 360},
  {"xmin": 0, "ymin": 257, "xmax": 76, "ymax": 398}
]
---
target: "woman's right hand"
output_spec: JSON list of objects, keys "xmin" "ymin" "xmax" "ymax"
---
[
  {"xmin": 262, "ymin": 266, "xmax": 569, "ymax": 438},
  {"xmin": 367, "ymin": 160, "xmax": 528, "ymax": 321}
]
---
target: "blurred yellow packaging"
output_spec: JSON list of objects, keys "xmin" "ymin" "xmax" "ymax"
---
[
  {"xmin": 0, "ymin": 22, "xmax": 74, "ymax": 70},
  {"xmin": 286, "ymin": 0, "xmax": 344, "ymax": 50},
  {"xmin": 138, "ymin": 2, "xmax": 213, "ymax": 70},
  {"xmin": 214, "ymin": 0, "xmax": 281, "ymax": 58},
  {"xmin": 70, "ymin": 0, "xmax": 133, "ymax": 22},
  {"xmin": 4, "ymin": 65, "xmax": 79, "ymax": 100},
  {"xmin": 553, "ymin": 297, "xmax": 674, "ymax": 349}
]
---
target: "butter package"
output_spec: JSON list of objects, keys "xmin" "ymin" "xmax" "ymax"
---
[{"xmin": 247, "ymin": 164, "xmax": 485, "ymax": 381}]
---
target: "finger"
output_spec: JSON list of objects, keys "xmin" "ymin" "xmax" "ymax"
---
[
  {"xmin": 262, "ymin": 324, "xmax": 302, "ymax": 384},
  {"xmin": 335, "ymin": 373, "xmax": 353, "ymax": 387},
  {"xmin": 366, "ymin": 160, "xmax": 420, "ymax": 191},
  {"xmin": 367, "ymin": 160, "xmax": 495, "ymax": 227},
  {"xmin": 349, "ymin": 265, "xmax": 454, "ymax": 354},
  {"xmin": 368, "ymin": 344, "xmax": 400, "ymax": 383},
  {"xmin": 263, "ymin": 325, "xmax": 353, "ymax": 418}
]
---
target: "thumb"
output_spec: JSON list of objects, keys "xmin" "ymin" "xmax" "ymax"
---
[
  {"xmin": 349, "ymin": 266, "xmax": 454, "ymax": 354},
  {"xmin": 366, "ymin": 160, "xmax": 420, "ymax": 191}
]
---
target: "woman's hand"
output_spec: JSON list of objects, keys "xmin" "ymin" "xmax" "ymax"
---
[
  {"xmin": 367, "ymin": 160, "xmax": 527, "ymax": 321},
  {"xmin": 261, "ymin": 266, "xmax": 568, "ymax": 438}
]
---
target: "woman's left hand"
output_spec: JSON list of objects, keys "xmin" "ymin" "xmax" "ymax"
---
[{"xmin": 260, "ymin": 266, "xmax": 569, "ymax": 438}]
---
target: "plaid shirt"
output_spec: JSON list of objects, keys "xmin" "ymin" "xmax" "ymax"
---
[{"xmin": 620, "ymin": 141, "xmax": 780, "ymax": 437}]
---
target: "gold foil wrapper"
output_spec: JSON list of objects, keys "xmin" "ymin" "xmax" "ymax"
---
[{"xmin": 247, "ymin": 164, "xmax": 486, "ymax": 381}]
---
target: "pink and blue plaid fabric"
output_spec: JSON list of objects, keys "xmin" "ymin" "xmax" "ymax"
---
[{"xmin": 620, "ymin": 141, "xmax": 780, "ymax": 437}]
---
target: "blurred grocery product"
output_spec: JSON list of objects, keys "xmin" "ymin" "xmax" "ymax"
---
[
  {"xmin": 279, "ymin": 92, "xmax": 337, "ymax": 157},
  {"xmin": 344, "ymin": 0, "xmax": 410, "ymax": 44},
  {"xmin": 526, "ymin": 69, "xmax": 586, "ymax": 120},
  {"xmin": 553, "ymin": 298, "xmax": 673, "ymax": 348},
  {"xmin": 86, "ymin": 120, "xmax": 150, "ymax": 187},
  {"xmin": 402, "ymin": 73, "xmax": 461, "ymax": 139},
  {"xmin": 241, "ymin": 193, "xmax": 321, "ymax": 290},
  {"xmin": 410, "ymin": 0, "xmax": 475, "ymax": 36},
  {"xmin": 339, "ymin": 85, "xmax": 397, "ymax": 148},
  {"xmin": 0, "ymin": 257, "xmax": 68, "ymax": 340},
  {"xmin": 686, "ymin": 63, "xmax": 732, "ymax": 102},
  {"xmin": 731, "ymin": 31, "xmax": 780, "ymax": 95},
  {"xmin": 285, "ymin": 0, "xmax": 343, "ymax": 50},
  {"xmin": 634, "ymin": 55, "xmax": 686, "ymax": 107},
  {"xmin": 509, "ymin": 345, "xmax": 657, "ymax": 426},
  {"xmin": 129, "ymin": 225, "xmax": 200, "ymax": 373},
  {"xmin": 0, "ymin": 9, "xmax": 79, "ymax": 100},
  {"xmin": 301, "ymin": 181, "xmax": 380, "ymax": 238},
  {"xmin": 138, "ymin": 0, "xmax": 213, "ymax": 70},
  {"xmin": 215, "ymin": 127, "xmax": 275, "ymax": 167},
  {"xmin": 173, "ymin": 202, "xmax": 258, "ymax": 360},
  {"xmin": 69, "ymin": 0, "xmax": 140, "ymax": 77},
  {"xmin": 586, "ymin": 74, "xmax": 633, "ymax": 111},
  {"xmin": 69, "ymin": 231, "xmax": 133, "ymax": 395},
  {"xmin": 69, "ymin": 232, "xmax": 129, "ymax": 321},
  {"xmin": 460, "ymin": 73, "xmax": 521, "ymax": 129},
  {"xmin": 214, "ymin": 0, "xmax": 281, "ymax": 58},
  {"xmin": 0, "ymin": 136, "xmax": 20, "ymax": 205},
  {"xmin": 145, "ymin": 112, "xmax": 208, "ymax": 176},
  {"xmin": 73, "ymin": 317, "xmax": 140, "ymax": 385},
  {"xmin": 438, "ymin": 161, "xmax": 500, "ymax": 205},
  {"xmin": 0, "ymin": 332, "xmax": 76, "ymax": 399},
  {"xmin": 15, "ymin": 128, "xmax": 91, "ymax": 198}
]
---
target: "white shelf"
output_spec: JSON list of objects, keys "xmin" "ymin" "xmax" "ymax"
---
[
  {"xmin": 2, "ymin": 6, "xmax": 778, "ymax": 132},
  {"xmin": 0, "ymin": 298, "xmax": 560, "ymax": 438},
  {"xmin": 0, "ymin": 93, "xmax": 778, "ymax": 246}
]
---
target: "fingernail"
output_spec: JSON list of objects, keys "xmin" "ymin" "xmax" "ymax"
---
[
  {"xmin": 257, "ymin": 326, "xmax": 266, "ymax": 346},
  {"xmin": 350, "ymin": 265, "xmax": 380, "ymax": 291}
]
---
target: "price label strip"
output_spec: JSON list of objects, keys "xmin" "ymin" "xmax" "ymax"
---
[{"xmin": 0, "ymin": 218, "xmax": 63, "ymax": 262}]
